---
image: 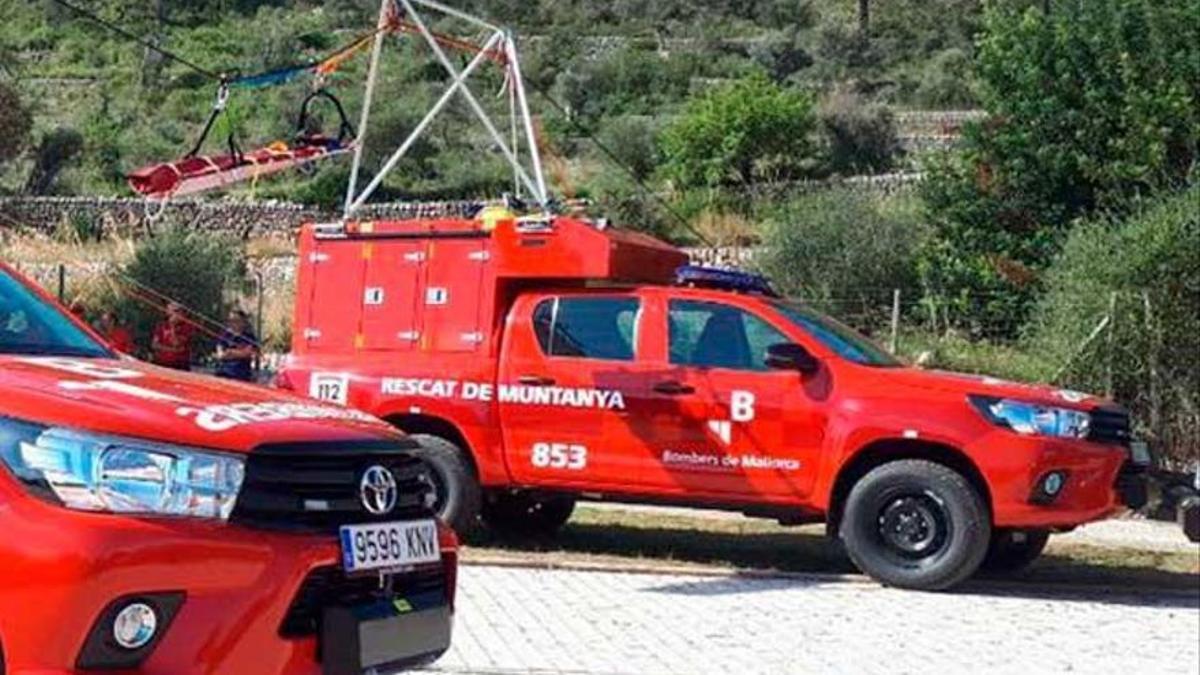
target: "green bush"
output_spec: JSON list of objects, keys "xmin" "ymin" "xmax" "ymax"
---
[
  {"xmin": 1026, "ymin": 184, "xmax": 1200, "ymax": 463},
  {"xmin": 757, "ymin": 188, "xmax": 929, "ymax": 328},
  {"xmin": 660, "ymin": 75, "xmax": 818, "ymax": 189},
  {"xmin": 595, "ymin": 116, "xmax": 660, "ymax": 183},
  {"xmin": 119, "ymin": 226, "xmax": 247, "ymax": 353},
  {"xmin": 24, "ymin": 127, "xmax": 84, "ymax": 195}
]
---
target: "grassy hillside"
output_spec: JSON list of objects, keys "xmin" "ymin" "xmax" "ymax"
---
[{"xmin": 0, "ymin": 0, "xmax": 994, "ymax": 210}]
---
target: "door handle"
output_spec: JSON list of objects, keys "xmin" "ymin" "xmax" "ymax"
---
[
  {"xmin": 518, "ymin": 375, "xmax": 556, "ymax": 386},
  {"xmin": 653, "ymin": 381, "xmax": 695, "ymax": 395}
]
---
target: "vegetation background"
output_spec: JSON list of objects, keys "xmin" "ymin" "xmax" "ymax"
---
[{"xmin": 0, "ymin": 0, "xmax": 1196, "ymax": 462}]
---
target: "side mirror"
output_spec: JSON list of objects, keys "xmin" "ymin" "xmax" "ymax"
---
[{"xmin": 766, "ymin": 342, "xmax": 819, "ymax": 375}]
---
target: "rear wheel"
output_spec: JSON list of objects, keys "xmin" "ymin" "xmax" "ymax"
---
[
  {"xmin": 481, "ymin": 491, "xmax": 576, "ymax": 536},
  {"xmin": 840, "ymin": 459, "xmax": 990, "ymax": 591},
  {"xmin": 979, "ymin": 528, "xmax": 1050, "ymax": 574},
  {"xmin": 408, "ymin": 434, "xmax": 481, "ymax": 535}
]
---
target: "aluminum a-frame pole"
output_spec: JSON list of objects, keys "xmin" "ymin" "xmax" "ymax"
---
[
  {"xmin": 346, "ymin": 30, "xmax": 504, "ymax": 213},
  {"xmin": 343, "ymin": 0, "xmax": 392, "ymax": 217},
  {"xmin": 505, "ymin": 33, "xmax": 548, "ymax": 204}
]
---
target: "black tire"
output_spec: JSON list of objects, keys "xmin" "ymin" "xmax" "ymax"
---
[
  {"xmin": 840, "ymin": 459, "xmax": 990, "ymax": 591},
  {"xmin": 408, "ymin": 434, "xmax": 481, "ymax": 535},
  {"xmin": 979, "ymin": 529, "xmax": 1050, "ymax": 574},
  {"xmin": 481, "ymin": 491, "xmax": 576, "ymax": 536}
]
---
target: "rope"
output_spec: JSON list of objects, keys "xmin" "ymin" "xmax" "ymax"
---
[
  {"xmin": 99, "ymin": 273, "xmax": 260, "ymax": 348},
  {"xmin": 45, "ymin": 0, "xmax": 221, "ymax": 80},
  {"xmin": 113, "ymin": 273, "xmax": 232, "ymax": 338},
  {"xmin": 186, "ymin": 84, "xmax": 230, "ymax": 158},
  {"xmin": 526, "ymin": 82, "xmax": 712, "ymax": 246},
  {"xmin": 392, "ymin": 19, "xmax": 508, "ymax": 64}
]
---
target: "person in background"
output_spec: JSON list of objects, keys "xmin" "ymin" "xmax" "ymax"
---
[
  {"xmin": 215, "ymin": 309, "xmax": 259, "ymax": 382},
  {"xmin": 151, "ymin": 302, "xmax": 194, "ymax": 370},
  {"xmin": 96, "ymin": 311, "xmax": 135, "ymax": 355}
]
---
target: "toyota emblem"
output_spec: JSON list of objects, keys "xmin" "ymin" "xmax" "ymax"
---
[{"xmin": 359, "ymin": 465, "xmax": 398, "ymax": 515}]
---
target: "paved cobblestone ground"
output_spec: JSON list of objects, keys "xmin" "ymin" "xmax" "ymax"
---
[{"xmin": 416, "ymin": 565, "xmax": 1200, "ymax": 675}]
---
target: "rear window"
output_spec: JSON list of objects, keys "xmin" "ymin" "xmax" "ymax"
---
[
  {"xmin": 0, "ymin": 269, "xmax": 111, "ymax": 358},
  {"xmin": 532, "ymin": 297, "xmax": 639, "ymax": 361}
]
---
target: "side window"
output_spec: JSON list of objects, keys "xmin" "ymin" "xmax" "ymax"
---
[
  {"xmin": 669, "ymin": 300, "xmax": 789, "ymax": 371},
  {"xmin": 531, "ymin": 297, "xmax": 640, "ymax": 361}
]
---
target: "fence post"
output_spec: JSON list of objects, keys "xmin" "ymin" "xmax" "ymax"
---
[
  {"xmin": 1143, "ymin": 291, "xmax": 1160, "ymax": 438},
  {"xmin": 57, "ymin": 264, "xmax": 65, "ymax": 303},
  {"xmin": 253, "ymin": 270, "xmax": 265, "ymax": 377},
  {"xmin": 889, "ymin": 289, "xmax": 901, "ymax": 354},
  {"xmin": 1105, "ymin": 291, "xmax": 1118, "ymax": 398}
]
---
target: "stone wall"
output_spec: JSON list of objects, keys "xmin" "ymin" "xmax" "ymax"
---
[
  {"xmin": 0, "ymin": 196, "xmax": 501, "ymax": 240},
  {"xmin": 1, "ymin": 174, "xmax": 923, "ymax": 241}
]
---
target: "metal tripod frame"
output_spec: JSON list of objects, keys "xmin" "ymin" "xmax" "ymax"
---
[{"xmin": 342, "ymin": 0, "xmax": 548, "ymax": 217}]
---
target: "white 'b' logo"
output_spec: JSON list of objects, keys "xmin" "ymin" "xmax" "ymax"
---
[{"xmin": 731, "ymin": 390, "xmax": 756, "ymax": 422}]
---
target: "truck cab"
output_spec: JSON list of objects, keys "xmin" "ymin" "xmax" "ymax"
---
[{"xmin": 283, "ymin": 213, "xmax": 1145, "ymax": 590}]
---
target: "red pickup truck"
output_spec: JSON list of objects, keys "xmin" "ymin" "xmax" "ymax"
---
[
  {"xmin": 0, "ymin": 261, "xmax": 457, "ymax": 674},
  {"xmin": 282, "ymin": 214, "xmax": 1147, "ymax": 590}
]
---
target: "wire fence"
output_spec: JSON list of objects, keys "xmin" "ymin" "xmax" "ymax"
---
[{"xmin": 12, "ymin": 261, "xmax": 1197, "ymax": 465}]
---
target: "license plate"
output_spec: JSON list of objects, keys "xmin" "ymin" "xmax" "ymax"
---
[
  {"xmin": 322, "ymin": 604, "xmax": 452, "ymax": 675},
  {"xmin": 339, "ymin": 520, "xmax": 440, "ymax": 573}
]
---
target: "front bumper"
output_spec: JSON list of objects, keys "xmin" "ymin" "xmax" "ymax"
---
[
  {"xmin": 0, "ymin": 476, "xmax": 455, "ymax": 675},
  {"xmin": 970, "ymin": 431, "xmax": 1131, "ymax": 529}
]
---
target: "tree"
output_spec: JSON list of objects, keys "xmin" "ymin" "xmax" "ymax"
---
[
  {"xmin": 24, "ymin": 128, "xmax": 85, "ymax": 195},
  {"xmin": 819, "ymin": 89, "xmax": 899, "ymax": 175},
  {"xmin": 858, "ymin": 0, "xmax": 871, "ymax": 39},
  {"xmin": 660, "ymin": 75, "xmax": 818, "ymax": 189},
  {"xmin": 0, "ymin": 82, "xmax": 33, "ymax": 166},
  {"xmin": 920, "ymin": 0, "xmax": 1199, "ymax": 331}
]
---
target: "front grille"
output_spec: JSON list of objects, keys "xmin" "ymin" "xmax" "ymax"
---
[
  {"xmin": 280, "ymin": 564, "xmax": 447, "ymax": 638},
  {"xmin": 1088, "ymin": 406, "xmax": 1132, "ymax": 446},
  {"xmin": 231, "ymin": 440, "xmax": 434, "ymax": 533}
]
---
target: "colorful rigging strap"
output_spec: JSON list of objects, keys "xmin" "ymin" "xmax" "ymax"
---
[{"xmin": 227, "ymin": 19, "xmax": 400, "ymax": 89}]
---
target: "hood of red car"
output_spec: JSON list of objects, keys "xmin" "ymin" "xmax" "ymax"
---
[
  {"xmin": 879, "ymin": 365, "xmax": 1103, "ymax": 409},
  {"xmin": 0, "ymin": 355, "xmax": 401, "ymax": 452}
]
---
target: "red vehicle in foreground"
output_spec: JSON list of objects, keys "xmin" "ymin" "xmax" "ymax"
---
[
  {"xmin": 0, "ymin": 262, "xmax": 457, "ymax": 674},
  {"xmin": 282, "ymin": 214, "xmax": 1148, "ymax": 590}
]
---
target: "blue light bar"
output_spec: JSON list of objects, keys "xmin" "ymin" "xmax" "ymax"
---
[{"xmin": 675, "ymin": 265, "xmax": 779, "ymax": 297}]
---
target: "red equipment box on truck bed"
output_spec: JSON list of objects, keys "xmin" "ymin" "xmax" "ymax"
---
[{"xmin": 292, "ymin": 215, "xmax": 687, "ymax": 356}]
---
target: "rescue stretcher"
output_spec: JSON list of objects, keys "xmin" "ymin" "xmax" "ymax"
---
[{"xmin": 127, "ymin": 136, "xmax": 354, "ymax": 200}]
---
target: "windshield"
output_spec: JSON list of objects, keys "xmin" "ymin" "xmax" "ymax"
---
[
  {"xmin": 0, "ymin": 269, "xmax": 112, "ymax": 358},
  {"xmin": 770, "ymin": 300, "xmax": 901, "ymax": 367}
]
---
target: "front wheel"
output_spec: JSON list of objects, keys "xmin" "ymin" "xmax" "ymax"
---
[
  {"xmin": 481, "ymin": 491, "xmax": 576, "ymax": 536},
  {"xmin": 979, "ymin": 529, "xmax": 1050, "ymax": 574},
  {"xmin": 408, "ymin": 434, "xmax": 482, "ymax": 535},
  {"xmin": 840, "ymin": 459, "xmax": 990, "ymax": 591}
]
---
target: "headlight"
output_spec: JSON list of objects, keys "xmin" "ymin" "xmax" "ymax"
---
[
  {"xmin": 969, "ymin": 395, "xmax": 1091, "ymax": 439},
  {"xmin": 0, "ymin": 417, "xmax": 244, "ymax": 520}
]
